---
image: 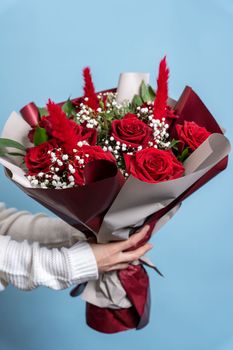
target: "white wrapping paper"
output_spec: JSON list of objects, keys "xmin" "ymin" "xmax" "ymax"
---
[{"xmin": 116, "ymin": 72, "xmax": 150, "ymax": 104}]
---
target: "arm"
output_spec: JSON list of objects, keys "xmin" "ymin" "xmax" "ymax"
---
[
  {"xmin": 0, "ymin": 202, "xmax": 98, "ymax": 291},
  {"xmin": 0, "ymin": 203, "xmax": 152, "ymax": 291},
  {"xmin": 0, "ymin": 202, "xmax": 85, "ymax": 248},
  {"xmin": 0, "ymin": 236, "xmax": 98, "ymax": 291}
]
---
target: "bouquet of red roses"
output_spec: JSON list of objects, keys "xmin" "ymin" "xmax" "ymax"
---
[{"xmin": 0, "ymin": 57, "xmax": 230, "ymax": 333}]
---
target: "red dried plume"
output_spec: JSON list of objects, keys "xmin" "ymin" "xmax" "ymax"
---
[
  {"xmin": 46, "ymin": 99, "xmax": 79, "ymax": 154},
  {"xmin": 83, "ymin": 67, "xmax": 99, "ymax": 111},
  {"xmin": 153, "ymin": 56, "xmax": 169, "ymax": 120}
]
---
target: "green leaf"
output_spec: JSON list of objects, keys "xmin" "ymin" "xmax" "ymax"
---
[
  {"xmin": 170, "ymin": 139, "xmax": 180, "ymax": 151},
  {"xmin": 38, "ymin": 107, "xmax": 48, "ymax": 118},
  {"xmin": 99, "ymin": 100, "xmax": 105, "ymax": 110},
  {"xmin": 33, "ymin": 127, "xmax": 49, "ymax": 146},
  {"xmin": 148, "ymin": 85, "xmax": 156, "ymax": 100},
  {"xmin": 62, "ymin": 99, "xmax": 76, "ymax": 118},
  {"xmin": 132, "ymin": 94, "xmax": 143, "ymax": 108},
  {"xmin": 106, "ymin": 113, "xmax": 114, "ymax": 121},
  {"xmin": 177, "ymin": 147, "xmax": 189, "ymax": 162},
  {"xmin": 0, "ymin": 138, "xmax": 26, "ymax": 151},
  {"xmin": 7, "ymin": 152, "xmax": 25, "ymax": 157},
  {"xmin": 140, "ymin": 80, "xmax": 151, "ymax": 103},
  {"xmin": 0, "ymin": 149, "xmax": 6, "ymax": 156}
]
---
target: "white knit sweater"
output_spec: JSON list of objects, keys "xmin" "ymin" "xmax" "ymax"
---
[{"xmin": 0, "ymin": 202, "xmax": 98, "ymax": 291}]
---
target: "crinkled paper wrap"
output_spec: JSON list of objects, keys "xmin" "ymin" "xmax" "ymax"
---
[{"xmin": 0, "ymin": 73, "xmax": 231, "ymax": 311}]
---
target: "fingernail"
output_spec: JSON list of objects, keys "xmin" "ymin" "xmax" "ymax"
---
[
  {"xmin": 143, "ymin": 225, "xmax": 150, "ymax": 233},
  {"xmin": 135, "ymin": 224, "xmax": 150, "ymax": 235},
  {"xmin": 139, "ymin": 225, "xmax": 148, "ymax": 231}
]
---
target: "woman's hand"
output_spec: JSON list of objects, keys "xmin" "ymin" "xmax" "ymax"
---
[{"xmin": 90, "ymin": 225, "xmax": 152, "ymax": 273}]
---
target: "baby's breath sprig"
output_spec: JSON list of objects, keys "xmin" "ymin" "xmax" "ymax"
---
[
  {"xmin": 101, "ymin": 135, "xmax": 136, "ymax": 178},
  {"xmin": 77, "ymin": 91, "xmax": 132, "ymax": 145},
  {"xmin": 75, "ymin": 99, "xmax": 98, "ymax": 128}
]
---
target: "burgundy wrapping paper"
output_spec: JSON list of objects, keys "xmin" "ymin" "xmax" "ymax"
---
[
  {"xmin": 86, "ymin": 265, "xmax": 150, "ymax": 333},
  {"xmin": 17, "ymin": 86, "xmax": 229, "ymax": 333},
  {"xmin": 7, "ymin": 159, "xmax": 125, "ymax": 237}
]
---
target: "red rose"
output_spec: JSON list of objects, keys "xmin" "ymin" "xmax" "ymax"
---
[
  {"xmin": 72, "ymin": 145, "xmax": 116, "ymax": 185},
  {"xmin": 176, "ymin": 121, "xmax": 211, "ymax": 151},
  {"xmin": 25, "ymin": 140, "xmax": 57, "ymax": 175},
  {"xmin": 124, "ymin": 147, "xmax": 184, "ymax": 183},
  {"xmin": 111, "ymin": 113, "xmax": 153, "ymax": 148}
]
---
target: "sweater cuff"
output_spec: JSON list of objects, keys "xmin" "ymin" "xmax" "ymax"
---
[{"xmin": 67, "ymin": 241, "xmax": 99, "ymax": 284}]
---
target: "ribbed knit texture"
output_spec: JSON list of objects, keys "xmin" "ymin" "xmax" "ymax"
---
[{"xmin": 0, "ymin": 202, "xmax": 98, "ymax": 291}]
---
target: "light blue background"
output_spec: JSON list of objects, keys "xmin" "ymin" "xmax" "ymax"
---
[{"xmin": 0, "ymin": 0, "xmax": 232, "ymax": 349}]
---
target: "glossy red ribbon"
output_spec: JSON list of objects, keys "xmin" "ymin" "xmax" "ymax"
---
[{"xmin": 20, "ymin": 102, "xmax": 40, "ymax": 127}]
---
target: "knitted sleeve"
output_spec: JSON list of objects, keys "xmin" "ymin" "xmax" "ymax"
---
[{"xmin": 0, "ymin": 202, "xmax": 98, "ymax": 291}]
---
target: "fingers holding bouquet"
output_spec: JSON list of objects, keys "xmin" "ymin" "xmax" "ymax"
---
[{"xmin": 90, "ymin": 225, "xmax": 153, "ymax": 273}]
